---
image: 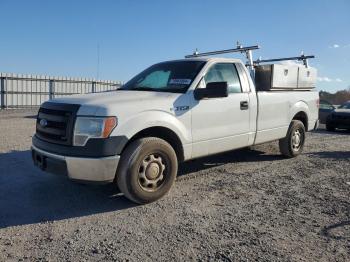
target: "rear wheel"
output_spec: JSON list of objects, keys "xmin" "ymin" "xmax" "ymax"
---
[
  {"xmin": 116, "ymin": 137, "xmax": 178, "ymax": 204},
  {"xmin": 279, "ymin": 120, "xmax": 306, "ymax": 158}
]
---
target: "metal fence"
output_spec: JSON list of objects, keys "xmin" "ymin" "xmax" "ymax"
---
[{"xmin": 0, "ymin": 73, "xmax": 122, "ymax": 109}]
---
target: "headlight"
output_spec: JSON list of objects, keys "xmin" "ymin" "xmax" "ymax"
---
[{"xmin": 73, "ymin": 116, "xmax": 117, "ymax": 146}]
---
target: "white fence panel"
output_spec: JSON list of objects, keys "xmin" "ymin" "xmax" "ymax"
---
[{"xmin": 0, "ymin": 73, "xmax": 122, "ymax": 108}]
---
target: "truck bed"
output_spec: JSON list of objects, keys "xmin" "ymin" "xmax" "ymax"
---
[{"xmin": 254, "ymin": 90, "xmax": 319, "ymax": 145}]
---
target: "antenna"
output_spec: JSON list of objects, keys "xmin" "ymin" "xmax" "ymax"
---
[{"xmin": 96, "ymin": 44, "xmax": 100, "ymax": 80}]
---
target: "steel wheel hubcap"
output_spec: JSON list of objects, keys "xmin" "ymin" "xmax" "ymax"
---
[
  {"xmin": 138, "ymin": 154, "xmax": 166, "ymax": 191},
  {"xmin": 292, "ymin": 129, "xmax": 302, "ymax": 150}
]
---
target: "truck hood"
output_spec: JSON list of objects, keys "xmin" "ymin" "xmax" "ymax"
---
[
  {"xmin": 49, "ymin": 90, "xmax": 184, "ymax": 116},
  {"xmin": 50, "ymin": 90, "xmax": 178, "ymax": 105}
]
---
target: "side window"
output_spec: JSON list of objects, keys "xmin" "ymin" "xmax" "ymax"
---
[{"xmin": 204, "ymin": 63, "xmax": 242, "ymax": 93}]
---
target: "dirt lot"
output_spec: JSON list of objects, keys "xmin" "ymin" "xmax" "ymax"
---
[{"xmin": 0, "ymin": 109, "xmax": 349, "ymax": 261}]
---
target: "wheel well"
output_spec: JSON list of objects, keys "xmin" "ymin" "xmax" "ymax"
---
[
  {"xmin": 123, "ymin": 126, "xmax": 185, "ymax": 162},
  {"xmin": 293, "ymin": 111, "xmax": 308, "ymax": 131}
]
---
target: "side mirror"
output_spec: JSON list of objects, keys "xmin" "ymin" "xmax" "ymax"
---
[{"xmin": 194, "ymin": 81, "xmax": 229, "ymax": 100}]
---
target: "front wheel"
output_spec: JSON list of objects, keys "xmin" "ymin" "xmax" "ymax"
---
[
  {"xmin": 279, "ymin": 120, "xmax": 306, "ymax": 158},
  {"xmin": 116, "ymin": 137, "xmax": 178, "ymax": 204}
]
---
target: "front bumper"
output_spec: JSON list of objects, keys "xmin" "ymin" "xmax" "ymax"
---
[{"xmin": 31, "ymin": 145, "xmax": 120, "ymax": 183}]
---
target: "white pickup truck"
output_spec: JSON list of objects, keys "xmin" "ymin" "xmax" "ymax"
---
[{"xmin": 32, "ymin": 52, "xmax": 319, "ymax": 204}]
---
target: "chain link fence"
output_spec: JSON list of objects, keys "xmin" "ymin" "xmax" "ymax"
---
[{"xmin": 0, "ymin": 73, "xmax": 122, "ymax": 109}]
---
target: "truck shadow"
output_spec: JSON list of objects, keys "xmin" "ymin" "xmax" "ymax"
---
[
  {"xmin": 0, "ymin": 147, "xmax": 282, "ymax": 228},
  {"xmin": 313, "ymin": 129, "xmax": 350, "ymax": 136},
  {"xmin": 178, "ymin": 148, "xmax": 283, "ymax": 176},
  {"xmin": 306, "ymin": 151, "xmax": 350, "ymax": 160},
  {"xmin": 0, "ymin": 150, "xmax": 136, "ymax": 229}
]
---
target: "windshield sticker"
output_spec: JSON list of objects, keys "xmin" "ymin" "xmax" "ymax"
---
[{"xmin": 169, "ymin": 79, "xmax": 192, "ymax": 85}]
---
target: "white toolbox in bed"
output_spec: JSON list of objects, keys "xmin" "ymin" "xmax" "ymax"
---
[{"xmin": 255, "ymin": 64, "xmax": 317, "ymax": 91}]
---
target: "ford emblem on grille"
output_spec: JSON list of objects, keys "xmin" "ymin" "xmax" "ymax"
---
[{"xmin": 39, "ymin": 119, "xmax": 48, "ymax": 128}]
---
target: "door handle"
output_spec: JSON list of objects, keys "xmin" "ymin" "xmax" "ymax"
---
[{"xmin": 240, "ymin": 101, "xmax": 249, "ymax": 110}]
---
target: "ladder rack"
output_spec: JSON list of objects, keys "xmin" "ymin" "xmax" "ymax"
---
[
  {"xmin": 185, "ymin": 43, "xmax": 260, "ymax": 73},
  {"xmin": 185, "ymin": 43, "xmax": 316, "ymax": 74},
  {"xmin": 184, "ymin": 44, "xmax": 260, "ymax": 58},
  {"xmin": 254, "ymin": 54, "xmax": 315, "ymax": 68}
]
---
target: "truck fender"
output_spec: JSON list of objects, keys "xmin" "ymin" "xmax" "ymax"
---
[
  {"xmin": 289, "ymin": 101, "xmax": 310, "ymax": 129},
  {"xmin": 111, "ymin": 110, "xmax": 191, "ymax": 151}
]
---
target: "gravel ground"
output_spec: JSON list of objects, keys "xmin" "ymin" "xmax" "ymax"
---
[{"xmin": 0, "ymin": 109, "xmax": 349, "ymax": 262}]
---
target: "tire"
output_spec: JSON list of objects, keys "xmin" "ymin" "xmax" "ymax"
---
[
  {"xmin": 116, "ymin": 137, "xmax": 178, "ymax": 204},
  {"xmin": 326, "ymin": 122, "xmax": 335, "ymax": 131},
  {"xmin": 279, "ymin": 120, "xmax": 306, "ymax": 158}
]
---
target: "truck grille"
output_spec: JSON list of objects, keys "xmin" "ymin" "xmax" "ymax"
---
[{"xmin": 36, "ymin": 102, "xmax": 80, "ymax": 145}]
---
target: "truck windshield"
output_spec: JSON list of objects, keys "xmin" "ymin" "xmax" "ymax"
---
[{"xmin": 120, "ymin": 61, "xmax": 206, "ymax": 93}]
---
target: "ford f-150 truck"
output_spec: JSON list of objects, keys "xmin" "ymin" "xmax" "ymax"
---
[{"xmin": 32, "ymin": 47, "xmax": 319, "ymax": 204}]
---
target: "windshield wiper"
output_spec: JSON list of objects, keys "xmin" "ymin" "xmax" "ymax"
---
[
  {"xmin": 132, "ymin": 86, "xmax": 157, "ymax": 91},
  {"xmin": 120, "ymin": 86, "xmax": 183, "ymax": 93},
  {"xmin": 119, "ymin": 86, "xmax": 154, "ymax": 91}
]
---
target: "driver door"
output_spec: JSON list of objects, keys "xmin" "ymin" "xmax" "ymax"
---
[{"xmin": 191, "ymin": 63, "xmax": 250, "ymax": 158}]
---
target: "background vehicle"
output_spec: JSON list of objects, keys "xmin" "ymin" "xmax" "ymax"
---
[
  {"xmin": 31, "ymin": 44, "xmax": 319, "ymax": 204},
  {"xmin": 326, "ymin": 101, "xmax": 350, "ymax": 131},
  {"xmin": 319, "ymin": 100, "xmax": 336, "ymax": 124}
]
